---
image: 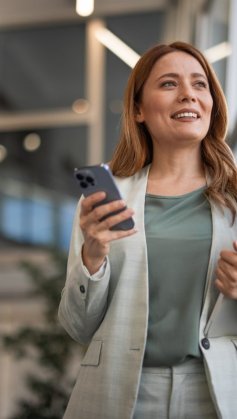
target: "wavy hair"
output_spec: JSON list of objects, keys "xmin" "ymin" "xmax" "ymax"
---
[{"xmin": 110, "ymin": 41, "xmax": 237, "ymax": 219}]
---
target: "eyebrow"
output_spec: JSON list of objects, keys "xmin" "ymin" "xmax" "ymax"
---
[{"xmin": 157, "ymin": 72, "xmax": 208, "ymax": 81}]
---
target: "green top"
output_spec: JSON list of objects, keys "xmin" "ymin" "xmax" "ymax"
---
[{"xmin": 143, "ymin": 186, "xmax": 212, "ymax": 367}]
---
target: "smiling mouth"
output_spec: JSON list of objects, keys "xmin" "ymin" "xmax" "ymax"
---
[{"xmin": 172, "ymin": 112, "xmax": 200, "ymax": 120}]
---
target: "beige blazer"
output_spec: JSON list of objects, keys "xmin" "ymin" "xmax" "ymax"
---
[{"xmin": 58, "ymin": 165, "xmax": 237, "ymax": 419}]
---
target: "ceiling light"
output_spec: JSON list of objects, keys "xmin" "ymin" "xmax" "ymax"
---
[
  {"xmin": 76, "ymin": 0, "xmax": 94, "ymax": 17},
  {"xmin": 95, "ymin": 28, "xmax": 140, "ymax": 68},
  {"xmin": 72, "ymin": 99, "xmax": 90, "ymax": 114},
  {"xmin": 204, "ymin": 42, "xmax": 232, "ymax": 63},
  {"xmin": 0, "ymin": 145, "xmax": 7, "ymax": 162},
  {"xmin": 23, "ymin": 133, "xmax": 41, "ymax": 152}
]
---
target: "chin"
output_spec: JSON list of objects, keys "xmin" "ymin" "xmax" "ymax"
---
[{"xmin": 179, "ymin": 130, "xmax": 205, "ymax": 142}]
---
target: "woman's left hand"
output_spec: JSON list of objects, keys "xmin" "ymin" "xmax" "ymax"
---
[{"xmin": 215, "ymin": 241, "xmax": 237, "ymax": 299}]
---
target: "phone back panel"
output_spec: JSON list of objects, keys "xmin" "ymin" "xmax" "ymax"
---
[
  {"xmin": 74, "ymin": 164, "xmax": 122, "ymax": 201},
  {"xmin": 74, "ymin": 164, "xmax": 134, "ymax": 231}
]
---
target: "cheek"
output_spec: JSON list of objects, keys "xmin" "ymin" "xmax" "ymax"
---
[
  {"xmin": 205, "ymin": 95, "xmax": 213, "ymax": 116},
  {"xmin": 208, "ymin": 102, "xmax": 213, "ymax": 116},
  {"xmin": 141, "ymin": 94, "xmax": 167, "ymax": 115},
  {"xmin": 142, "ymin": 99, "xmax": 158, "ymax": 114}
]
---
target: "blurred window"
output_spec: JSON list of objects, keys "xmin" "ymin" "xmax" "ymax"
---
[{"xmin": 1, "ymin": 193, "xmax": 77, "ymax": 250}]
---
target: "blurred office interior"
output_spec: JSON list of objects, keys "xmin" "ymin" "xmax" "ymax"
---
[{"xmin": 0, "ymin": 0, "xmax": 237, "ymax": 417}]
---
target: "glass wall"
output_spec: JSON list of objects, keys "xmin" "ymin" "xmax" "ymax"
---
[{"xmin": 0, "ymin": 10, "xmax": 166, "ymax": 249}]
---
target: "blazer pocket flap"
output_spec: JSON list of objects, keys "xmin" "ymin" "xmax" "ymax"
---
[{"xmin": 81, "ymin": 340, "xmax": 102, "ymax": 366}]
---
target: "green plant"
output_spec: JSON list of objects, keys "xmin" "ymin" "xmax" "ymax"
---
[{"xmin": 1, "ymin": 250, "xmax": 76, "ymax": 419}]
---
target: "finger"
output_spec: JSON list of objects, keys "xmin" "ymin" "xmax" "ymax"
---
[
  {"xmin": 82, "ymin": 220, "xmax": 137, "ymax": 250},
  {"xmin": 215, "ymin": 277, "xmax": 237, "ymax": 299},
  {"xmin": 97, "ymin": 226, "xmax": 137, "ymax": 243},
  {"xmin": 216, "ymin": 264, "xmax": 228, "ymax": 283},
  {"xmin": 215, "ymin": 278, "xmax": 229, "ymax": 296},
  {"xmin": 215, "ymin": 268, "xmax": 232, "ymax": 292},
  {"xmin": 217, "ymin": 259, "xmax": 236, "ymax": 282},
  {"xmin": 97, "ymin": 207, "xmax": 135, "ymax": 231},
  {"xmin": 216, "ymin": 261, "xmax": 237, "ymax": 291},
  {"xmin": 80, "ymin": 192, "xmax": 106, "ymax": 215},
  {"xmin": 80, "ymin": 201, "xmax": 132, "ymax": 238},
  {"xmin": 217, "ymin": 258, "xmax": 237, "ymax": 285},
  {"xmin": 108, "ymin": 227, "xmax": 138, "ymax": 240},
  {"xmin": 91, "ymin": 200, "xmax": 127, "ymax": 224},
  {"xmin": 219, "ymin": 250, "xmax": 237, "ymax": 267},
  {"xmin": 233, "ymin": 240, "xmax": 237, "ymax": 252},
  {"xmin": 215, "ymin": 278, "xmax": 225, "ymax": 293}
]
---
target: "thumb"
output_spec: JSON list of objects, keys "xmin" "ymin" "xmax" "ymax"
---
[{"xmin": 233, "ymin": 240, "xmax": 237, "ymax": 252}]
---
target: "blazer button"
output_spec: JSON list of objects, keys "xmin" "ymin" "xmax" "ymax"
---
[
  {"xmin": 201, "ymin": 338, "xmax": 210, "ymax": 350},
  {"xmin": 79, "ymin": 285, "xmax": 86, "ymax": 294}
]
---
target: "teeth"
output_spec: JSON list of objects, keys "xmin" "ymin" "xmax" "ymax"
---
[{"xmin": 174, "ymin": 112, "xmax": 198, "ymax": 119}]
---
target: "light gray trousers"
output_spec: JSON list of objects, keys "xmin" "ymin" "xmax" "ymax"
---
[{"xmin": 133, "ymin": 358, "xmax": 218, "ymax": 419}]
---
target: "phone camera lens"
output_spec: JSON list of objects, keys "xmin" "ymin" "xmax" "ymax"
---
[
  {"xmin": 86, "ymin": 176, "xmax": 95, "ymax": 185},
  {"xmin": 80, "ymin": 181, "xmax": 88, "ymax": 188},
  {"xmin": 76, "ymin": 173, "xmax": 84, "ymax": 181}
]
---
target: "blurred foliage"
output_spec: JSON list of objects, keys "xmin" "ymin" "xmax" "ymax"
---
[{"xmin": 1, "ymin": 250, "xmax": 76, "ymax": 419}]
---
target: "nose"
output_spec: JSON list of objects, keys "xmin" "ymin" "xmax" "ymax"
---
[
  {"xmin": 178, "ymin": 85, "xmax": 196, "ymax": 103},
  {"xmin": 178, "ymin": 94, "xmax": 196, "ymax": 103}
]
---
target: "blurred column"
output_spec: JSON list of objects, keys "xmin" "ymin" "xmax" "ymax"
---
[
  {"xmin": 226, "ymin": 0, "xmax": 237, "ymax": 134},
  {"xmin": 86, "ymin": 19, "xmax": 106, "ymax": 165},
  {"xmin": 0, "ymin": 311, "xmax": 13, "ymax": 419},
  {"xmin": 163, "ymin": 0, "xmax": 201, "ymax": 43},
  {"xmin": 0, "ymin": 352, "xmax": 12, "ymax": 419},
  {"xmin": 194, "ymin": 1, "xmax": 210, "ymax": 51}
]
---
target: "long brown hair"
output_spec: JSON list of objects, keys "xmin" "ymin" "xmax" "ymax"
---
[{"xmin": 110, "ymin": 41, "xmax": 237, "ymax": 218}]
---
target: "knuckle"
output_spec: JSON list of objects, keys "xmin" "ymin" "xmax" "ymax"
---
[
  {"xmin": 229, "ymin": 277, "xmax": 237, "ymax": 287},
  {"xmin": 122, "ymin": 208, "xmax": 130, "ymax": 217},
  {"xmin": 93, "ymin": 207, "xmax": 102, "ymax": 219},
  {"xmin": 228, "ymin": 289, "xmax": 237, "ymax": 299},
  {"xmin": 88, "ymin": 226, "xmax": 98, "ymax": 239},
  {"xmin": 81, "ymin": 198, "xmax": 88, "ymax": 210},
  {"xmin": 102, "ymin": 217, "xmax": 111, "ymax": 229},
  {"xmin": 79, "ymin": 218, "xmax": 86, "ymax": 230},
  {"xmin": 229, "ymin": 275, "xmax": 237, "ymax": 284},
  {"xmin": 114, "ymin": 200, "xmax": 125, "ymax": 209}
]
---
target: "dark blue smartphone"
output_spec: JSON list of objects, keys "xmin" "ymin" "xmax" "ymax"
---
[{"xmin": 74, "ymin": 163, "xmax": 134, "ymax": 231}]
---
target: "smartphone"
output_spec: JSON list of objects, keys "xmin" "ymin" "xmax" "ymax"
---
[{"xmin": 74, "ymin": 163, "xmax": 135, "ymax": 231}]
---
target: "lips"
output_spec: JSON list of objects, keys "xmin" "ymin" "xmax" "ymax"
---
[{"xmin": 171, "ymin": 109, "xmax": 201, "ymax": 119}]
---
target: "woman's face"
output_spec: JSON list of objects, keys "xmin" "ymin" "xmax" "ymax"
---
[{"xmin": 136, "ymin": 51, "xmax": 213, "ymax": 149}]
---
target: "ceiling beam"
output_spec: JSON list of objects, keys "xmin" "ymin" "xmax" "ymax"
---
[
  {"xmin": 0, "ymin": 0, "xmax": 166, "ymax": 29},
  {"xmin": 0, "ymin": 108, "xmax": 91, "ymax": 131}
]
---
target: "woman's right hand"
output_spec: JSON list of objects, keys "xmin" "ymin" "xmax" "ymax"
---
[{"xmin": 80, "ymin": 191, "xmax": 137, "ymax": 274}]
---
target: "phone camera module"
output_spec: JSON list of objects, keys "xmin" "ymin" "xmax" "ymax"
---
[
  {"xmin": 80, "ymin": 181, "xmax": 88, "ymax": 188},
  {"xmin": 75, "ymin": 169, "xmax": 96, "ymax": 189},
  {"xmin": 76, "ymin": 173, "xmax": 84, "ymax": 181},
  {"xmin": 86, "ymin": 176, "xmax": 95, "ymax": 185}
]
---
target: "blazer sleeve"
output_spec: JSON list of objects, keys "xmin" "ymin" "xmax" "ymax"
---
[{"xmin": 58, "ymin": 199, "xmax": 111, "ymax": 345}]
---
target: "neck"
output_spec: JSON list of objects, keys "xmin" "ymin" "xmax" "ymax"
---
[
  {"xmin": 149, "ymin": 145, "xmax": 205, "ymax": 180},
  {"xmin": 148, "ymin": 145, "xmax": 206, "ymax": 196}
]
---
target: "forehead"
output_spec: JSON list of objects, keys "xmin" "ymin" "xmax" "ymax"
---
[{"xmin": 149, "ymin": 51, "xmax": 207, "ymax": 78}]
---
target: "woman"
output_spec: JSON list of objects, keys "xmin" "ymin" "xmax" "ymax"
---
[{"xmin": 59, "ymin": 41, "xmax": 237, "ymax": 419}]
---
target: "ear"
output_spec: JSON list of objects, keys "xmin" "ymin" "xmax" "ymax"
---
[{"xmin": 134, "ymin": 103, "xmax": 144, "ymax": 123}]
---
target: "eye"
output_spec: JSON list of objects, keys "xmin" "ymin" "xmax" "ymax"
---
[
  {"xmin": 160, "ymin": 80, "xmax": 177, "ymax": 88},
  {"xmin": 194, "ymin": 80, "xmax": 208, "ymax": 88}
]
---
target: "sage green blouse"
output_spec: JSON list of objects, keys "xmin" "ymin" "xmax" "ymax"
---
[{"xmin": 143, "ymin": 186, "xmax": 212, "ymax": 367}]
